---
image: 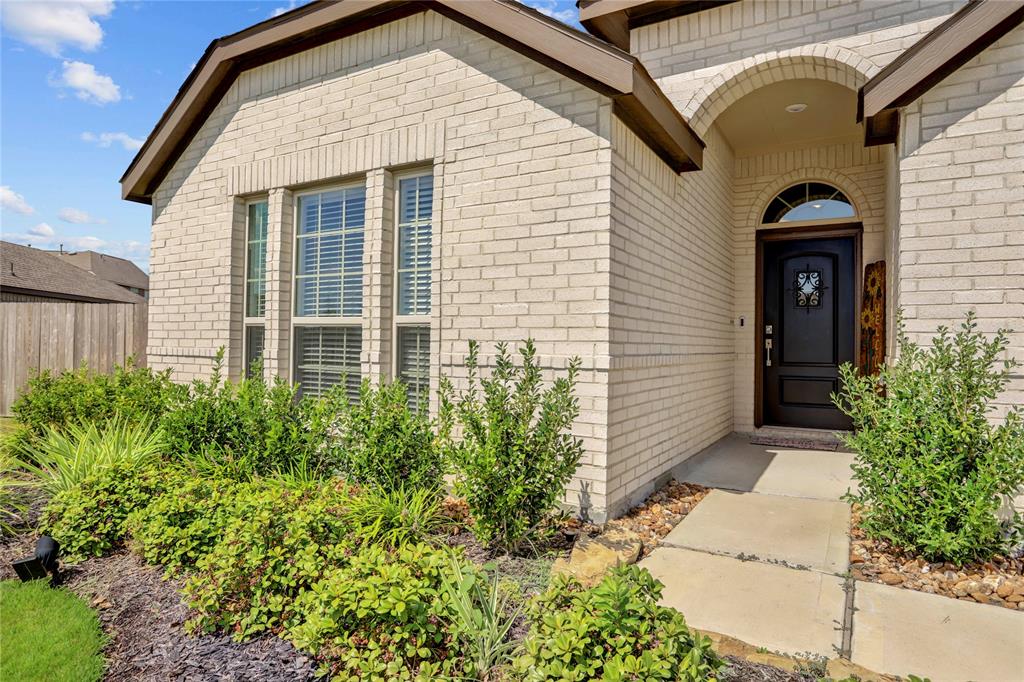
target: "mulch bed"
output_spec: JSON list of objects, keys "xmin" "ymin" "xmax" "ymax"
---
[
  {"xmin": 719, "ymin": 656, "xmax": 819, "ymax": 682},
  {"xmin": 849, "ymin": 511, "xmax": 1024, "ymax": 612},
  {"xmin": 1, "ymin": 534, "xmax": 315, "ymax": 681}
]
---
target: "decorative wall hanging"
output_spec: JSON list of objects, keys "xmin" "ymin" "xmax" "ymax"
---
[{"xmin": 859, "ymin": 260, "xmax": 886, "ymax": 375}]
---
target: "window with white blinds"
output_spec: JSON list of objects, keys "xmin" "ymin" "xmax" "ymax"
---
[
  {"xmin": 295, "ymin": 187, "xmax": 365, "ymax": 318},
  {"xmin": 394, "ymin": 171, "xmax": 433, "ymax": 412},
  {"xmin": 397, "ymin": 174, "xmax": 432, "ymax": 316},
  {"xmin": 293, "ymin": 184, "xmax": 365, "ymax": 399},
  {"xmin": 294, "ymin": 325, "xmax": 361, "ymax": 399},
  {"xmin": 244, "ymin": 200, "xmax": 268, "ymax": 378},
  {"xmin": 397, "ymin": 326, "xmax": 429, "ymax": 413}
]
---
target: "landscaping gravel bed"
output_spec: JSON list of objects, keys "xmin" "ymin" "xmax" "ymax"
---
[
  {"xmin": 850, "ymin": 510, "xmax": 1024, "ymax": 611},
  {"xmin": 602, "ymin": 480, "xmax": 709, "ymax": 558}
]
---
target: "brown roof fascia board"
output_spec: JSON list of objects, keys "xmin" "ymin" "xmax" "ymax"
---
[
  {"xmin": 579, "ymin": 0, "xmax": 737, "ymax": 47},
  {"xmin": 859, "ymin": 0, "xmax": 1024, "ymax": 146},
  {"xmin": 122, "ymin": 0, "xmax": 704, "ymax": 204}
]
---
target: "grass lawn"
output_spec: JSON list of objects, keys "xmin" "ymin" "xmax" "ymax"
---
[{"xmin": 0, "ymin": 580, "xmax": 106, "ymax": 682}]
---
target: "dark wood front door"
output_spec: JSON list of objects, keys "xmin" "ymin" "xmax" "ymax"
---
[{"xmin": 760, "ymin": 230, "xmax": 858, "ymax": 430}]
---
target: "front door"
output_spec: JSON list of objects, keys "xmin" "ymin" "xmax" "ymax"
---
[{"xmin": 760, "ymin": 231, "xmax": 857, "ymax": 430}]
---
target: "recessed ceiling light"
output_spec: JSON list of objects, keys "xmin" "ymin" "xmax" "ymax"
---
[
  {"xmin": 785, "ymin": 103, "xmax": 808, "ymax": 113},
  {"xmin": 812, "ymin": 203, "xmax": 822, "ymax": 209}
]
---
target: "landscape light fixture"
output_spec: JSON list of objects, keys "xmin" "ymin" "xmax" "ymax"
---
[{"xmin": 11, "ymin": 536, "xmax": 62, "ymax": 586}]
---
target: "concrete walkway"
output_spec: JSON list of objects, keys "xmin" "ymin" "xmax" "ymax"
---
[{"xmin": 640, "ymin": 433, "xmax": 1024, "ymax": 682}]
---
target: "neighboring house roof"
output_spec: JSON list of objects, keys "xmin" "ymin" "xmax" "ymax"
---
[
  {"xmin": 0, "ymin": 242, "xmax": 146, "ymax": 304},
  {"xmin": 859, "ymin": 0, "xmax": 1024, "ymax": 145},
  {"xmin": 48, "ymin": 250, "xmax": 149, "ymax": 292},
  {"xmin": 120, "ymin": 0, "xmax": 705, "ymax": 204},
  {"xmin": 579, "ymin": 0, "xmax": 738, "ymax": 50}
]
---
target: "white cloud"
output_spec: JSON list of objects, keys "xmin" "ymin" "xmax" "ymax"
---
[
  {"xmin": 29, "ymin": 223, "xmax": 55, "ymax": 238},
  {"xmin": 1, "ymin": 1, "xmax": 114, "ymax": 57},
  {"xmin": 58, "ymin": 207, "xmax": 106, "ymax": 224},
  {"xmin": 54, "ymin": 60, "xmax": 121, "ymax": 104},
  {"xmin": 519, "ymin": 0, "xmax": 577, "ymax": 25},
  {"xmin": 81, "ymin": 131, "xmax": 143, "ymax": 151},
  {"xmin": 271, "ymin": 0, "xmax": 299, "ymax": 18},
  {"xmin": 0, "ymin": 186, "xmax": 35, "ymax": 215},
  {"xmin": 4, "ymin": 228, "xmax": 149, "ymax": 269}
]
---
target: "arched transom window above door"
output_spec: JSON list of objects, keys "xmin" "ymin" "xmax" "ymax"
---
[{"xmin": 762, "ymin": 182, "xmax": 855, "ymax": 224}]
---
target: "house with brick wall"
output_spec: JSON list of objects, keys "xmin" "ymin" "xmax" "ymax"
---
[{"xmin": 122, "ymin": 0, "xmax": 1024, "ymax": 520}]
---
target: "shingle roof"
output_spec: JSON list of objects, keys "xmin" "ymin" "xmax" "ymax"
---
[
  {"xmin": 48, "ymin": 250, "xmax": 149, "ymax": 291},
  {"xmin": 0, "ymin": 242, "xmax": 146, "ymax": 304}
]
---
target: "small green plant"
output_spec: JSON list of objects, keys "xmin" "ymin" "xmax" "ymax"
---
[
  {"xmin": 0, "ymin": 451, "xmax": 28, "ymax": 536},
  {"xmin": 16, "ymin": 416, "xmax": 165, "ymax": 495},
  {"xmin": 334, "ymin": 380, "xmax": 443, "ymax": 490},
  {"xmin": 514, "ymin": 564, "xmax": 723, "ymax": 681},
  {"xmin": 290, "ymin": 543, "xmax": 465, "ymax": 681},
  {"xmin": 184, "ymin": 480, "xmax": 354, "ymax": 640},
  {"xmin": 440, "ymin": 555, "xmax": 521, "ymax": 680},
  {"xmin": 0, "ymin": 580, "xmax": 106, "ymax": 682},
  {"xmin": 161, "ymin": 349, "xmax": 347, "ymax": 480},
  {"xmin": 43, "ymin": 462, "xmax": 167, "ymax": 561},
  {"xmin": 835, "ymin": 313, "xmax": 1024, "ymax": 563},
  {"xmin": 439, "ymin": 339, "xmax": 584, "ymax": 552},
  {"xmin": 344, "ymin": 484, "xmax": 447, "ymax": 548},
  {"xmin": 11, "ymin": 359, "xmax": 181, "ymax": 437}
]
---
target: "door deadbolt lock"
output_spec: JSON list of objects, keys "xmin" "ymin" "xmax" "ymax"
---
[{"xmin": 765, "ymin": 325, "xmax": 773, "ymax": 335}]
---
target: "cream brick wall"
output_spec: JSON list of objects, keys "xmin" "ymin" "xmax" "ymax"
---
[
  {"xmin": 606, "ymin": 120, "xmax": 736, "ymax": 515},
  {"xmin": 897, "ymin": 24, "xmax": 1024, "ymax": 414},
  {"xmin": 633, "ymin": 0, "xmax": 963, "ymax": 125},
  {"xmin": 732, "ymin": 142, "xmax": 887, "ymax": 431},
  {"xmin": 148, "ymin": 11, "xmax": 616, "ymax": 513}
]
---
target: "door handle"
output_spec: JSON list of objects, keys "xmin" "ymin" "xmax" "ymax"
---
[{"xmin": 765, "ymin": 338, "xmax": 772, "ymax": 367}]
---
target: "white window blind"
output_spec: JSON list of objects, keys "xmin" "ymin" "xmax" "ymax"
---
[
  {"xmin": 397, "ymin": 175, "xmax": 432, "ymax": 316},
  {"xmin": 397, "ymin": 326, "xmax": 430, "ymax": 413},
  {"xmin": 245, "ymin": 325, "xmax": 265, "ymax": 378},
  {"xmin": 245, "ymin": 201, "xmax": 268, "ymax": 318},
  {"xmin": 295, "ymin": 188, "xmax": 365, "ymax": 318},
  {"xmin": 294, "ymin": 325, "xmax": 361, "ymax": 400}
]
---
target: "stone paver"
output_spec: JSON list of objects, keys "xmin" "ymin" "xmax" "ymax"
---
[
  {"xmin": 663, "ymin": 489, "xmax": 850, "ymax": 574},
  {"xmin": 673, "ymin": 433, "xmax": 855, "ymax": 501},
  {"xmin": 640, "ymin": 546, "xmax": 846, "ymax": 658},
  {"xmin": 852, "ymin": 581, "xmax": 1024, "ymax": 682}
]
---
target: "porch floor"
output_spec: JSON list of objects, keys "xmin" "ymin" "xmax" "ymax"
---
[{"xmin": 641, "ymin": 433, "xmax": 1024, "ymax": 681}]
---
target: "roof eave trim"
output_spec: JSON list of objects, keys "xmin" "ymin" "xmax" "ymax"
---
[
  {"xmin": 122, "ymin": 0, "xmax": 704, "ymax": 204},
  {"xmin": 858, "ymin": 0, "xmax": 1024, "ymax": 147}
]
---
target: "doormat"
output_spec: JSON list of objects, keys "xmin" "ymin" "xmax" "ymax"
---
[{"xmin": 750, "ymin": 435, "xmax": 840, "ymax": 451}]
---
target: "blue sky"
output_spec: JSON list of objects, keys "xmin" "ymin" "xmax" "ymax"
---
[{"xmin": 0, "ymin": 0, "xmax": 579, "ymax": 271}]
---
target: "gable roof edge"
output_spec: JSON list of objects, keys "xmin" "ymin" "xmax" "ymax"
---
[{"xmin": 121, "ymin": 0, "xmax": 703, "ymax": 204}]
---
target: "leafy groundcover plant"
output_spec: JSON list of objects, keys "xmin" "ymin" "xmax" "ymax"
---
[
  {"xmin": 439, "ymin": 339, "xmax": 584, "ymax": 552},
  {"xmin": 515, "ymin": 565, "xmax": 723, "ymax": 682},
  {"xmin": 835, "ymin": 312, "xmax": 1024, "ymax": 564}
]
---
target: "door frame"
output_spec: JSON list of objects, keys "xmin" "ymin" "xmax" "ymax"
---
[{"xmin": 754, "ymin": 222, "xmax": 863, "ymax": 428}]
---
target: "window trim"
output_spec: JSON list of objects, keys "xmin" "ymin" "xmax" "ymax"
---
[
  {"xmin": 243, "ymin": 197, "xmax": 269, "ymax": 377},
  {"xmin": 760, "ymin": 181, "xmax": 857, "ymax": 227},
  {"xmin": 289, "ymin": 180, "xmax": 367, "ymax": 396},
  {"xmin": 391, "ymin": 169, "xmax": 434, "ymax": 404}
]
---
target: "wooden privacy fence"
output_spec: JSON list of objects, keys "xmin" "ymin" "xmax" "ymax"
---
[{"xmin": 0, "ymin": 301, "xmax": 147, "ymax": 416}]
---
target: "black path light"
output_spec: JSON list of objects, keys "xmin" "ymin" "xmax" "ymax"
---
[{"xmin": 12, "ymin": 535, "xmax": 62, "ymax": 586}]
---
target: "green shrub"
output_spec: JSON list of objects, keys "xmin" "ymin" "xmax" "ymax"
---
[
  {"xmin": 11, "ymin": 359, "xmax": 181, "ymax": 436},
  {"xmin": 835, "ymin": 313, "xmax": 1024, "ymax": 563},
  {"xmin": 16, "ymin": 417, "xmax": 165, "ymax": 495},
  {"xmin": 161, "ymin": 350, "xmax": 347, "ymax": 480},
  {"xmin": 514, "ymin": 565, "xmax": 723, "ymax": 682},
  {"xmin": 290, "ymin": 543, "xmax": 467, "ymax": 682},
  {"xmin": 0, "ymin": 451, "xmax": 28, "ymax": 536},
  {"xmin": 440, "ymin": 555, "xmax": 521, "ymax": 681},
  {"xmin": 43, "ymin": 462, "xmax": 166, "ymax": 561},
  {"xmin": 127, "ymin": 474, "xmax": 248, "ymax": 574},
  {"xmin": 184, "ymin": 480, "xmax": 354, "ymax": 639},
  {"xmin": 439, "ymin": 339, "xmax": 585, "ymax": 551},
  {"xmin": 334, "ymin": 380, "xmax": 442, "ymax": 490},
  {"xmin": 344, "ymin": 484, "xmax": 447, "ymax": 548}
]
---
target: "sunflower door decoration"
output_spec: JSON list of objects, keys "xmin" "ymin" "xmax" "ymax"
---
[{"xmin": 859, "ymin": 260, "xmax": 886, "ymax": 375}]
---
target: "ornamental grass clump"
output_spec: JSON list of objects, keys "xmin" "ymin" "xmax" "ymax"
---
[
  {"xmin": 438, "ymin": 339, "xmax": 585, "ymax": 552},
  {"xmin": 835, "ymin": 312, "xmax": 1024, "ymax": 564}
]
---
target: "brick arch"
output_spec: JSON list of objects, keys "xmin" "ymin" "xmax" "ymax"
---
[
  {"xmin": 685, "ymin": 45, "xmax": 880, "ymax": 138},
  {"xmin": 747, "ymin": 168, "xmax": 870, "ymax": 228}
]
